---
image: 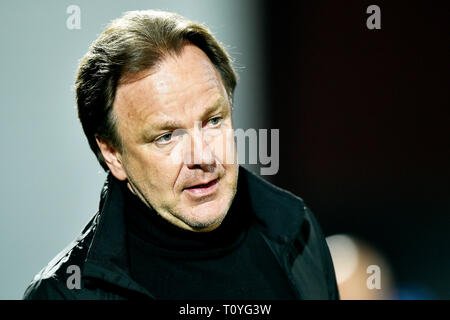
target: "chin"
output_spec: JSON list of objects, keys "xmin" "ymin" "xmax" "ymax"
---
[{"xmin": 181, "ymin": 198, "xmax": 230, "ymax": 229}]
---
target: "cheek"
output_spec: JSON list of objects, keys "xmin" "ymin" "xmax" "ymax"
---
[
  {"xmin": 154, "ymin": 162, "xmax": 180, "ymax": 189},
  {"xmin": 125, "ymin": 148, "xmax": 179, "ymax": 192},
  {"xmin": 146, "ymin": 156, "xmax": 179, "ymax": 190}
]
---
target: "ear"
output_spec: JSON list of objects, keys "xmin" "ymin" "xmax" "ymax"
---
[{"xmin": 95, "ymin": 137, "xmax": 128, "ymax": 181}]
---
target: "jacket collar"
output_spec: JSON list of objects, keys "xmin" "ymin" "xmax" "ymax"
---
[
  {"xmin": 242, "ymin": 167, "xmax": 307, "ymax": 241},
  {"xmin": 82, "ymin": 166, "xmax": 306, "ymax": 296},
  {"xmin": 83, "ymin": 172, "xmax": 153, "ymax": 297}
]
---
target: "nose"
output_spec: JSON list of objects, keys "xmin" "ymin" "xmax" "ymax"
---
[{"xmin": 184, "ymin": 126, "xmax": 215, "ymax": 169}]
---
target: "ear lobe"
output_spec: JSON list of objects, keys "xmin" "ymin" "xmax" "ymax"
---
[{"xmin": 95, "ymin": 137, "xmax": 128, "ymax": 181}]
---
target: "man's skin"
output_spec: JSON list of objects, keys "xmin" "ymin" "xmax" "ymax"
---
[{"xmin": 96, "ymin": 44, "xmax": 239, "ymax": 232}]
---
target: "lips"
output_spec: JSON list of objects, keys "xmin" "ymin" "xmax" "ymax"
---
[
  {"xmin": 185, "ymin": 179, "xmax": 217, "ymax": 189},
  {"xmin": 183, "ymin": 178, "xmax": 219, "ymax": 198}
]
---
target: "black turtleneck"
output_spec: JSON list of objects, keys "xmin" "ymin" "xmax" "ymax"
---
[{"xmin": 122, "ymin": 181, "xmax": 297, "ymax": 300}]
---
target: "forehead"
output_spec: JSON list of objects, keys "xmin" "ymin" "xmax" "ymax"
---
[{"xmin": 113, "ymin": 45, "xmax": 228, "ymax": 131}]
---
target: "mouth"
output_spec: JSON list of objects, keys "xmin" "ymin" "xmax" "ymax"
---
[{"xmin": 183, "ymin": 178, "xmax": 219, "ymax": 198}]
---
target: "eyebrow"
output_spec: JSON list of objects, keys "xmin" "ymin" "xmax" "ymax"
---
[
  {"xmin": 201, "ymin": 98, "xmax": 229, "ymax": 121},
  {"xmin": 144, "ymin": 98, "xmax": 229, "ymax": 135}
]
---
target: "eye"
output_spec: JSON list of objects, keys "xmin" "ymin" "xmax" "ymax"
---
[
  {"xmin": 155, "ymin": 132, "xmax": 173, "ymax": 145},
  {"xmin": 207, "ymin": 116, "xmax": 223, "ymax": 127}
]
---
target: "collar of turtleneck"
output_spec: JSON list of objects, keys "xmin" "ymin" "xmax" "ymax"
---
[{"xmin": 121, "ymin": 181, "xmax": 251, "ymax": 258}]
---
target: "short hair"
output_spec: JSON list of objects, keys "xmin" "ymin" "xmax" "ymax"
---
[{"xmin": 75, "ymin": 10, "xmax": 237, "ymax": 171}]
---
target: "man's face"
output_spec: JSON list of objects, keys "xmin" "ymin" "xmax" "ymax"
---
[{"xmin": 110, "ymin": 44, "xmax": 238, "ymax": 231}]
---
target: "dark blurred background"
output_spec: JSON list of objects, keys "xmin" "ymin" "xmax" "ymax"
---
[{"xmin": 262, "ymin": 0, "xmax": 449, "ymax": 298}]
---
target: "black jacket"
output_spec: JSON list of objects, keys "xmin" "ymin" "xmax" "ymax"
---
[{"xmin": 23, "ymin": 166, "xmax": 339, "ymax": 300}]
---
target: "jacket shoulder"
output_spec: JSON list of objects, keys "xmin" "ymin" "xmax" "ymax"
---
[
  {"xmin": 23, "ymin": 214, "xmax": 98, "ymax": 300},
  {"xmin": 23, "ymin": 275, "xmax": 68, "ymax": 300},
  {"xmin": 241, "ymin": 168, "xmax": 339, "ymax": 299},
  {"xmin": 242, "ymin": 167, "xmax": 307, "ymax": 238},
  {"xmin": 298, "ymin": 207, "xmax": 340, "ymax": 299}
]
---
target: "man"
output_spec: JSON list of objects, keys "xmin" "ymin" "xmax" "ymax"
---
[{"xmin": 23, "ymin": 10, "xmax": 339, "ymax": 300}]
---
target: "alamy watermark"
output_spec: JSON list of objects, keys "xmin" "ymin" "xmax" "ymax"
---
[
  {"xmin": 165, "ymin": 124, "xmax": 279, "ymax": 176},
  {"xmin": 366, "ymin": 5, "xmax": 381, "ymax": 30},
  {"xmin": 66, "ymin": 265, "xmax": 81, "ymax": 290},
  {"xmin": 366, "ymin": 264, "xmax": 381, "ymax": 290},
  {"xmin": 66, "ymin": 5, "xmax": 81, "ymax": 30}
]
